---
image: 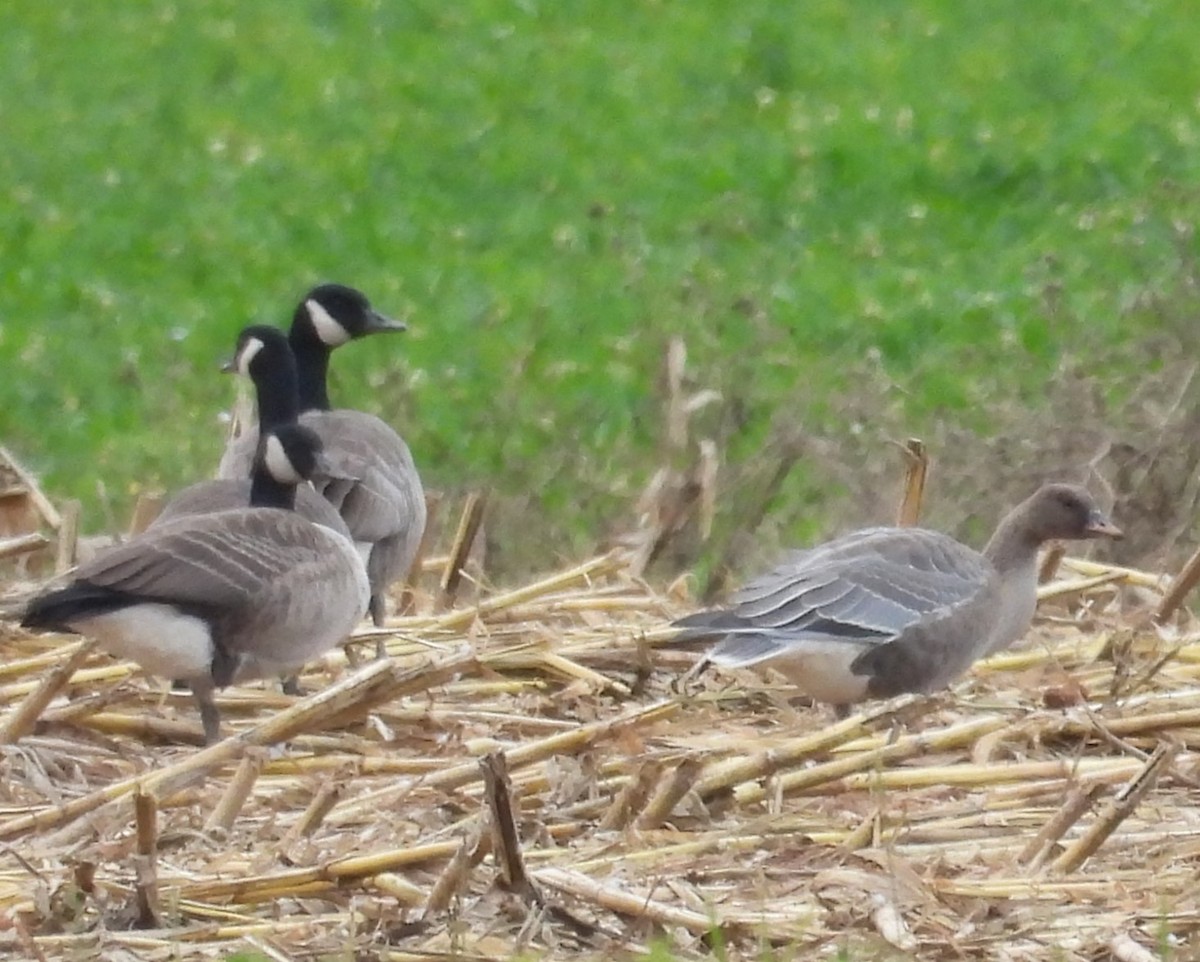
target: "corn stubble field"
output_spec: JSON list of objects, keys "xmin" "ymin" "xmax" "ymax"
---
[
  {"xmin": 3, "ymin": 461, "xmax": 1200, "ymax": 962},
  {"xmin": 6, "ymin": 2, "xmax": 1200, "ymax": 960}
]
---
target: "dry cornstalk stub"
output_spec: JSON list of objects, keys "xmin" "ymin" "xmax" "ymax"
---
[{"xmin": 895, "ymin": 437, "xmax": 928, "ymax": 527}]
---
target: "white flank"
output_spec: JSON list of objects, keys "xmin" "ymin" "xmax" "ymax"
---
[
  {"xmin": 78, "ymin": 604, "xmax": 214, "ymax": 680},
  {"xmin": 713, "ymin": 641, "xmax": 871, "ymax": 704}
]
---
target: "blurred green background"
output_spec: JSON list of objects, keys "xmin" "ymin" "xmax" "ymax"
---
[{"xmin": 2, "ymin": 1, "xmax": 1198, "ymax": 578}]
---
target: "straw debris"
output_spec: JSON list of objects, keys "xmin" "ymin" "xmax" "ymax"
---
[{"xmin": 1, "ymin": 520, "xmax": 1199, "ymax": 959}]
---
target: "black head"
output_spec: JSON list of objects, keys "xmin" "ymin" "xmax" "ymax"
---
[
  {"xmin": 292, "ymin": 283, "xmax": 405, "ymax": 349},
  {"xmin": 1020, "ymin": 483, "xmax": 1123, "ymax": 543},
  {"xmin": 224, "ymin": 324, "xmax": 300, "ymax": 430},
  {"xmin": 224, "ymin": 324, "xmax": 292, "ymax": 380}
]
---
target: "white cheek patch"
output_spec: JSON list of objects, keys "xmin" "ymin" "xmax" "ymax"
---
[
  {"xmin": 306, "ymin": 298, "xmax": 351, "ymax": 346},
  {"xmin": 236, "ymin": 336, "xmax": 264, "ymax": 376},
  {"xmin": 263, "ymin": 434, "xmax": 304, "ymax": 484}
]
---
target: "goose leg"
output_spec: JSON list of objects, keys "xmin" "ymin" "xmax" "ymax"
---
[
  {"xmin": 369, "ymin": 593, "xmax": 390, "ymax": 660},
  {"xmin": 369, "ymin": 593, "xmax": 386, "ymax": 627},
  {"xmin": 210, "ymin": 644, "xmax": 241, "ymax": 688},
  {"xmin": 190, "ymin": 680, "xmax": 222, "ymax": 745}
]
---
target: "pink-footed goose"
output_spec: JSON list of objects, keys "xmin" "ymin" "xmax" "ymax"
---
[{"xmin": 672, "ymin": 483, "xmax": 1122, "ymax": 714}]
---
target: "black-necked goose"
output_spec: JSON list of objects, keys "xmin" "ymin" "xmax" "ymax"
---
[
  {"xmin": 218, "ymin": 284, "xmax": 426, "ymax": 630},
  {"xmin": 153, "ymin": 334, "xmax": 355, "ymax": 544},
  {"xmin": 671, "ymin": 483, "xmax": 1122, "ymax": 713},
  {"xmin": 22, "ymin": 326, "xmax": 370, "ymax": 743}
]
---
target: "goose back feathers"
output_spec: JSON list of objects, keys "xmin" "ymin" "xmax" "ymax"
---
[
  {"xmin": 673, "ymin": 483, "xmax": 1121, "ymax": 709},
  {"xmin": 152, "ymin": 477, "xmax": 353, "ymax": 541}
]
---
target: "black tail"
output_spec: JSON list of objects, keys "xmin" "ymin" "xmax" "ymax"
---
[{"xmin": 21, "ymin": 581, "xmax": 137, "ymax": 632}]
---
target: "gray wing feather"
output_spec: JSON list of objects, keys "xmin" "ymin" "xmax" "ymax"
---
[
  {"xmin": 74, "ymin": 514, "xmax": 300, "ymax": 607},
  {"xmin": 707, "ymin": 527, "xmax": 993, "ymax": 647},
  {"xmin": 668, "ymin": 526, "xmax": 1001, "ymax": 701},
  {"xmin": 77, "ymin": 510, "xmax": 368, "ymax": 664},
  {"xmin": 707, "ymin": 633, "xmax": 798, "ymax": 667}
]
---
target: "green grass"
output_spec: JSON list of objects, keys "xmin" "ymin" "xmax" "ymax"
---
[{"xmin": 2, "ymin": 1, "xmax": 1198, "ymax": 576}]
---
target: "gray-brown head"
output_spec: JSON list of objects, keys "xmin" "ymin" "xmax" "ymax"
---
[{"xmin": 1012, "ymin": 483, "xmax": 1122, "ymax": 544}]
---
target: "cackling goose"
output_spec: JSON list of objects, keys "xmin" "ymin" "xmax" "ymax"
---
[
  {"xmin": 218, "ymin": 284, "xmax": 426, "ymax": 631},
  {"xmin": 22, "ymin": 326, "xmax": 369, "ymax": 743}
]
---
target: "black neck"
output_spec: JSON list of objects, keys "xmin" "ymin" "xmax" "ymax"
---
[
  {"xmin": 289, "ymin": 309, "xmax": 333, "ymax": 413},
  {"xmin": 248, "ymin": 470, "xmax": 297, "ymax": 510},
  {"xmin": 253, "ymin": 349, "xmax": 301, "ymax": 431},
  {"xmin": 249, "ymin": 331, "xmax": 301, "ymax": 506}
]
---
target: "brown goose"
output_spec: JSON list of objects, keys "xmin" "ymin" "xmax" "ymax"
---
[
  {"xmin": 671, "ymin": 484, "xmax": 1121, "ymax": 712},
  {"xmin": 217, "ymin": 283, "xmax": 426, "ymax": 630},
  {"xmin": 21, "ymin": 326, "xmax": 370, "ymax": 743}
]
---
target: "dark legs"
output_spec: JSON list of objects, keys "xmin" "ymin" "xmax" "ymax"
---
[
  {"xmin": 189, "ymin": 680, "xmax": 222, "ymax": 745},
  {"xmin": 369, "ymin": 593, "xmax": 386, "ymax": 627},
  {"xmin": 369, "ymin": 593, "xmax": 390, "ymax": 659}
]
